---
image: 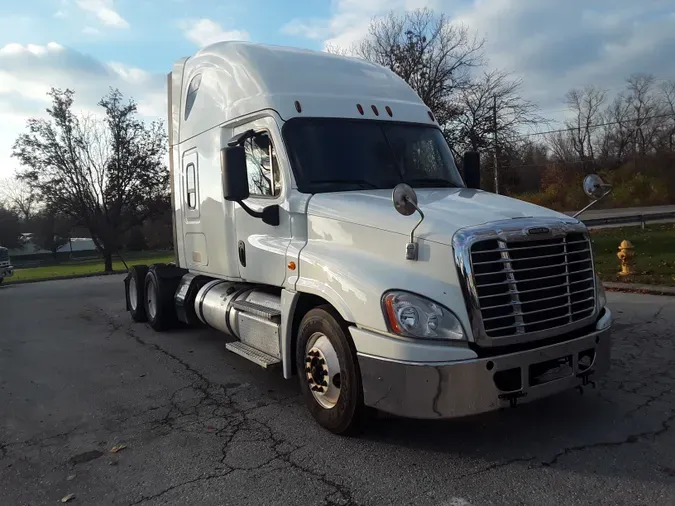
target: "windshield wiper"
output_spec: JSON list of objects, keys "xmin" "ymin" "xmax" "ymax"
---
[
  {"xmin": 404, "ymin": 178, "xmax": 456, "ymax": 188},
  {"xmin": 312, "ymin": 179, "xmax": 380, "ymax": 189}
]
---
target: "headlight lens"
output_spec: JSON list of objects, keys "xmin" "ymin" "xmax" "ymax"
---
[
  {"xmin": 596, "ymin": 274, "xmax": 607, "ymax": 309},
  {"xmin": 383, "ymin": 291, "xmax": 465, "ymax": 340}
]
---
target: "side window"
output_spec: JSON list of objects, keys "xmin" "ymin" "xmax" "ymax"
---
[
  {"xmin": 186, "ymin": 163, "xmax": 197, "ymax": 209},
  {"xmin": 244, "ymin": 133, "xmax": 282, "ymax": 197},
  {"xmin": 184, "ymin": 74, "xmax": 201, "ymax": 121}
]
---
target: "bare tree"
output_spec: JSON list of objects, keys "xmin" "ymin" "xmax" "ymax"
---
[
  {"xmin": 13, "ymin": 87, "xmax": 168, "ymax": 271},
  {"xmin": 324, "ymin": 43, "xmax": 351, "ymax": 57},
  {"xmin": 547, "ymin": 131, "xmax": 577, "ymax": 164},
  {"xmin": 597, "ymin": 93, "xmax": 633, "ymax": 164},
  {"xmin": 659, "ymin": 78, "xmax": 675, "ymax": 151},
  {"xmin": 564, "ymin": 86, "xmax": 607, "ymax": 165},
  {"xmin": 447, "ymin": 69, "xmax": 546, "ymax": 155},
  {"xmin": 0, "ymin": 176, "xmax": 38, "ymax": 222},
  {"xmin": 352, "ymin": 8, "xmax": 485, "ymax": 127},
  {"xmin": 625, "ymin": 74, "xmax": 662, "ymax": 156}
]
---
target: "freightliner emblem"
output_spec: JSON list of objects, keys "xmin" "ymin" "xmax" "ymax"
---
[{"xmin": 526, "ymin": 227, "xmax": 550, "ymax": 235}]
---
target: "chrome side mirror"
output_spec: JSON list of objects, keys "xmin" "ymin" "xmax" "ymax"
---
[
  {"xmin": 574, "ymin": 174, "xmax": 613, "ymax": 218},
  {"xmin": 392, "ymin": 183, "xmax": 424, "ymax": 261},
  {"xmin": 392, "ymin": 183, "xmax": 418, "ymax": 216},
  {"xmin": 583, "ymin": 174, "xmax": 611, "ymax": 200}
]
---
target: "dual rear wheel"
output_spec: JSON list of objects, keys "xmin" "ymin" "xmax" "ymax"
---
[{"xmin": 125, "ymin": 264, "xmax": 178, "ymax": 331}]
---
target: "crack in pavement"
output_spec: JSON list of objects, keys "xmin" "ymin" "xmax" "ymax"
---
[
  {"xmin": 88, "ymin": 307, "xmax": 361, "ymax": 506},
  {"xmin": 127, "ymin": 469, "xmax": 237, "ymax": 505},
  {"xmin": 0, "ymin": 427, "xmax": 87, "ymax": 454},
  {"xmin": 542, "ymin": 409, "xmax": 675, "ymax": 467},
  {"xmin": 448, "ymin": 407, "xmax": 675, "ymax": 479}
]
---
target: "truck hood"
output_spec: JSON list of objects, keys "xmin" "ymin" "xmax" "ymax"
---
[{"xmin": 306, "ymin": 188, "xmax": 573, "ymax": 246}]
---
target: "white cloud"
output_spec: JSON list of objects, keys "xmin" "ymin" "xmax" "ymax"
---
[
  {"xmin": 451, "ymin": 0, "xmax": 675, "ymax": 115},
  {"xmin": 281, "ymin": 19, "xmax": 329, "ymax": 40},
  {"xmin": 282, "ymin": 0, "xmax": 408, "ymax": 50},
  {"xmin": 180, "ymin": 18, "xmax": 249, "ymax": 47},
  {"xmin": 286, "ymin": 0, "xmax": 675, "ymax": 122},
  {"xmin": 83, "ymin": 26, "xmax": 100, "ymax": 35},
  {"xmin": 0, "ymin": 42, "xmax": 165, "ymax": 179},
  {"xmin": 76, "ymin": 0, "xmax": 129, "ymax": 29}
]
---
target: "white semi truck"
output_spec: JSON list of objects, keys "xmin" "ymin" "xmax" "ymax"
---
[
  {"xmin": 0, "ymin": 246, "xmax": 13, "ymax": 285},
  {"xmin": 124, "ymin": 41, "xmax": 613, "ymax": 435}
]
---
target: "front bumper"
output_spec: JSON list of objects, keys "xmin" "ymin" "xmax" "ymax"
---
[
  {"xmin": 358, "ymin": 308, "xmax": 612, "ymax": 419},
  {"xmin": 0, "ymin": 265, "xmax": 13, "ymax": 278}
]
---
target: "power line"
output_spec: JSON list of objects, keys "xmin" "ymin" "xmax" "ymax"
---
[{"xmin": 515, "ymin": 112, "xmax": 675, "ymax": 139}]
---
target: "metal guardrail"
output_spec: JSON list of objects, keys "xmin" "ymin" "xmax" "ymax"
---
[{"xmin": 581, "ymin": 211, "xmax": 675, "ymax": 227}]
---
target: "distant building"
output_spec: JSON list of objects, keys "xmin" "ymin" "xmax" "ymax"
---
[{"xmin": 9, "ymin": 234, "xmax": 97, "ymax": 256}]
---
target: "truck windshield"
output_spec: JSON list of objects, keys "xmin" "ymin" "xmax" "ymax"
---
[{"xmin": 282, "ymin": 118, "xmax": 465, "ymax": 193}]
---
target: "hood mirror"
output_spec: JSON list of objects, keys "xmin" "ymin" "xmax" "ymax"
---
[
  {"xmin": 573, "ymin": 174, "xmax": 613, "ymax": 218},
  {"xmin": 583, "ymin": 174, "xmax": 611, "ymax": 200},
  {"xmin": 392, "ymin": 183, "xmax": 425, "ymax": 261},
  {"xmin": 392, "ymin": 183, "xmax": 418, "ymax": 216}
]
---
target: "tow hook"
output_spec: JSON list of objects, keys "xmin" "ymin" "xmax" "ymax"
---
[
  {"xmin": 499, "ymin": 391, "xmax": 527, "ymax": 408},
  {"xmin": 577, "ymin": 370, "xmax": 596, "ymax": 388}
]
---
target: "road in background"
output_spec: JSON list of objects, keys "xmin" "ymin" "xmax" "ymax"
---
[
  {"xmin": 566, "ymin": 205, "xmax": 675, "ymax": 228},
  {"xmin": 572, "ymin": 205, "xmax": 675, "ymax": 220},
  {"xmin": 1, "ymin": 276, "xmax": 675, "ymax": 505}
]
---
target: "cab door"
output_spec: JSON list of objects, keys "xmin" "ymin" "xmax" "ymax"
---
[{"xmin": 232, "ymin": 117, "xmax": 292, "ymax": 287}]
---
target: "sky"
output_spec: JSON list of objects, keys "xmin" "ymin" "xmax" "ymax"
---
[{"xmin": 1, "ymin": 0, "xmax": 674, "ymax": 179}]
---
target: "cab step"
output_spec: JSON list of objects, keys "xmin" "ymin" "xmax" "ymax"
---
[
  {"xmin": 231, "ymin": 300, "xmax": 281, "ymax": 321},
  {"xmin": 225, "ymin": 341, "xmax": 281, "ymax": 368}
]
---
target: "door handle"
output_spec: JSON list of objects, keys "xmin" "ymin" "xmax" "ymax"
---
[{"xmin": 238, "ymin": 240, "xmax": 246, "ymax": 267}]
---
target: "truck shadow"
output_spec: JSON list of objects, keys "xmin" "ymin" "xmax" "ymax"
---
[{"xmin": 360, "ymin": 385, "xmax": 672, "ymax": 482}]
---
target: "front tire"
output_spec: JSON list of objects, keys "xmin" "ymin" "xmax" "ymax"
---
[{"xmin": 296, "ymin": 306, "xmax": 367, "ymax": 435}]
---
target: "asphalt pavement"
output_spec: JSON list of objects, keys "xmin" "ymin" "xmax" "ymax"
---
[{"xmin": 1, "ymin": 276, "xmax": 675, "ymax": 506}]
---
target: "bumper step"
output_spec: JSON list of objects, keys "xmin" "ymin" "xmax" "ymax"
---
[
  {"xmin": 225, "ymin": 341, "xmax": 281, "ymax": 368},
  {"xmin": 231, "ymin": 300, "xmax": 281, "ymax": 321}
]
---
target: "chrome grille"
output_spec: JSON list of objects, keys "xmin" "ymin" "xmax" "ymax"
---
[
  {"xmin": 470, "ymin": 232, "xmax": 596, "ymax": 339},
  {"xmin": 0, "ymin": 248, "xmax": 8, "ymax": 262}
]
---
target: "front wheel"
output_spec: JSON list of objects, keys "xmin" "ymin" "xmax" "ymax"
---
[{"xmin": 296, "ymin": 306, "xmax": 367, "ymax": 435}]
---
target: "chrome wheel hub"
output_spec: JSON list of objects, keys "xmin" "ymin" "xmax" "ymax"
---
[
  {"xmin": 305, "ymin": 332, "xmax": 341, "ymax": 409},
  {"xmin": 129, "ymin": 277, "xmax": 137, "ymax": 311},
  {"xmin": 147, "ymin": 280, "xmax": 157, "ymax": 319}
]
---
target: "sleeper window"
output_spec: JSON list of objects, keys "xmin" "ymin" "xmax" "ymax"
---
[
  {"xmin": 244, "ymin": 133, "xmax": 281, "ymax": 197},
  {"xmin": 184, "ymin": 74, "xmax": 201, "ymax": 121}
]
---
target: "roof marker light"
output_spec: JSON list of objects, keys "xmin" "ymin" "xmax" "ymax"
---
[
  {"xmin": 295, "ymin": 101, "xmax": 302, "ymax": 113},
  {"xmin": 428, "ymin": 110, "xmax": 435, "ymax": 122},
  {"xmin": 356, "ymin": 104, "xmax": 364, "ymax": 115},
  {"xmin": 385, "ymin": 106, "xmax": 393, "ymax": 117},
  {"xmin": 371, "ymin": 105, "xmax": 379, "ymax": 116}
]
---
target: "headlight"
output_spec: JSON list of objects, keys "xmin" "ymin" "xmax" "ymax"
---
[
  {"xmin": 596, "ymin": 274, "xmax": 607, "ymax": 309},
  {"xmin": 382, "ymin": 291, "xmax": 465, "ymax": 340}
]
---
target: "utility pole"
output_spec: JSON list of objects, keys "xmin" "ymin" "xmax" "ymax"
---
[{"xmin": 493, "ymin": 94, "xmax": 499, "ymax": 194}]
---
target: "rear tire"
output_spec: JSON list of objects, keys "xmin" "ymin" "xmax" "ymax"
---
[
  {"xmin": 125, "ymin": 265, "xmax": 148, "ymax": 322},
  {"xmin": 144, "ymin": 266, "xmax": 179, "ymax": 332},
  {"xmin": 296, "ymin": 305, "xmax": 367, "ymax": 436}
]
